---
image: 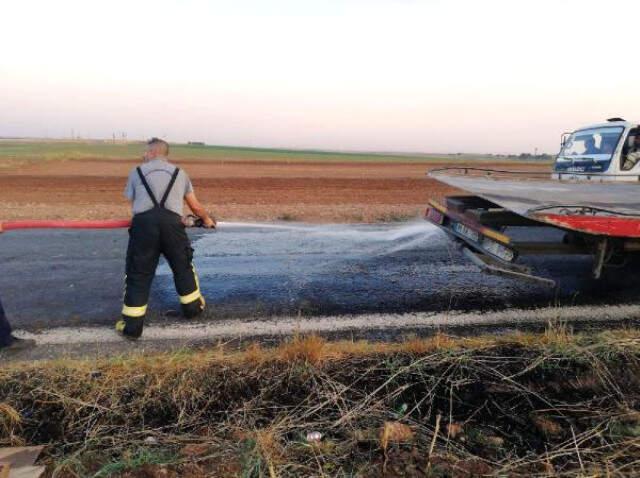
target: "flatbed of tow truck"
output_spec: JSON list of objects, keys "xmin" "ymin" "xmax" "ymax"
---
[{"xmin": 429, "ymin": 168, "xmax": 640, "ymax": 237}]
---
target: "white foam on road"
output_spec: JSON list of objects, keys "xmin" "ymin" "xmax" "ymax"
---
[{"xmin": 16, "ymin": 304, "xmax": 640, "ymax": 346}]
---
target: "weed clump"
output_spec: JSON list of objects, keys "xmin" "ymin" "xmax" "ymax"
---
[{"xmin": 276, "ymin": 334, "xmax": 326, "ymax": 364}]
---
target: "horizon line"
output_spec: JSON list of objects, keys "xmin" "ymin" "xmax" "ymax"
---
[{"xmin": 0, "ymin": 136, "xmax": 554, "ymax": 158}]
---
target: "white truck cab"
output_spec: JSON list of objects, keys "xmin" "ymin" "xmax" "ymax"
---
[{"xmin": 553, "ymin": 118, "xmax": 640, "ymax": 182}]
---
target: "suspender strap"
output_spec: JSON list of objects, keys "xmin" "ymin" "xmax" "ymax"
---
[
  {"xmin": 160, "ymin": 167, "xmax": 181, "ymax": 208},
  {"xmin": 136, "ymin": 167, "xmax": 158, "ymax": 207}
]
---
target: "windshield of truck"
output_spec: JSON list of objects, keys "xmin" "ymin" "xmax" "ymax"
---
[{"xmin": 555, "ymin": 126, "xmax": 624, "ymax": 173}]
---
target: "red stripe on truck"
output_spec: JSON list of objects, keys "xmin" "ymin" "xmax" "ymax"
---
[{"xmin": 535, "ymin": 214, "xmax": 640, "ymax": 238}]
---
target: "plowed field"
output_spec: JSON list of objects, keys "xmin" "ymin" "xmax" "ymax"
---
[{"xmin": 0, "ymin": 158, "xmax": 549, "ymax": 222}]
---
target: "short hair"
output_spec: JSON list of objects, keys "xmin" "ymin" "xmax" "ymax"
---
[{"xmin": 147, "ymin": 137, "xmax": 169, "ymax": 156}]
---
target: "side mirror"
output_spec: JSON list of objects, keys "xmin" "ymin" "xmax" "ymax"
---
[{"xmin": 560, "ymin": 132, "xmax": 571, "ymax": 149}]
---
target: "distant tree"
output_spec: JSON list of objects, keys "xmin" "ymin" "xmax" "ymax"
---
[{"xmin": 513, "ymin": 152, "xmax": 552, "ymax": 161}]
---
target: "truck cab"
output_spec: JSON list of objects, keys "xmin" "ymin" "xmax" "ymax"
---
[{"xmin": 553, "ymin": 118, "xmax": 640, "ymax": 181}]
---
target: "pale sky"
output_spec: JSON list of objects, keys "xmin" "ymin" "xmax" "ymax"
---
[{"xmin": 1, "ymin": 0, "xmax": 639, "ymax": 154}]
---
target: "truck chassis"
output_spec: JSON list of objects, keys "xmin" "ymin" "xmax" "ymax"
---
[{"xmin": 425, "ymin": 195, "xmax": 640, "ymax": 287}]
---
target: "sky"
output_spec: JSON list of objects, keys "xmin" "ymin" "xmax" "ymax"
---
[{"xmin": 1, "ymin": 0, "xmax": 640, "ymax": 154}]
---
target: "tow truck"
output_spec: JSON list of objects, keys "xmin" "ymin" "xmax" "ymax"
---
[{"xmin": 425, "ymin": 118, "xmax": 640, "ymax": 287}]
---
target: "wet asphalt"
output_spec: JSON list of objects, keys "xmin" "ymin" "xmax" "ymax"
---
[{"xmin": 1, "ymin": 221, "xmax": 640, "ymax": 332}]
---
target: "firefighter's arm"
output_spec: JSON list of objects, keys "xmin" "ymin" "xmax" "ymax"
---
[{"xmin": 185, "ymin": 192, "xmax": 216, "ymax": 228}]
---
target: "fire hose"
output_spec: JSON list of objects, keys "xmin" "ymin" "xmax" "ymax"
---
[
  {"xmin": 1, "ymin": 219, "xmax": 132, "ymax": 231},
  {"xmin": 1, "ymin": 215, "xmax": 212, "ymax": 231}
]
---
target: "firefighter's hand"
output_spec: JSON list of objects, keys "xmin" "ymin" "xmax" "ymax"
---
[
  {"xmin": 182, "ymin": 215, "xmax": 199, "ymax": 227},
  {"xmin": 203, "ymin": 216, "xmax": 216, "ymax": 229}
]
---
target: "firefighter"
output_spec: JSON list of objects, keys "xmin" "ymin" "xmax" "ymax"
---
[
  {"xmin": 117, "ymin": 138, "xmax": 216, "ymax": 339},
  {"xmin": 0, "ymin": 225, "xmax": 36, "ymax": 352}
]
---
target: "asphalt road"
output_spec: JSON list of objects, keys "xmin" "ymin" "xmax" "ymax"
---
[{"xmin": 1, "ymin": 221, "xmax": 639, "ymax": 331}]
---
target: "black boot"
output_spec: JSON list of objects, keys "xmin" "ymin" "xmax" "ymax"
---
[
  {"xmin": 1, "ymin": 336, "xmax": 36, "ymax": 353},
  {"xmin": 181, "ymin": 297, "xmax": 206, "ymax": 319},
  {"xmin": 115, "ymin": 317, "xmax": 144, "ymax": 340}
]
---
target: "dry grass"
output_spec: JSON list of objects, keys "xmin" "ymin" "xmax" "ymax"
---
[
  {"xmin": 1, "ymin": 328, "xmax": 640, "ymax": 476},
  {"xmin": 380, "ymin": 421, "xmax": 415, "ymax": 451},
  {"xmin": 0, "ymin": 403, "xmax": 22, "ymax": 445},
  {"xmin": 276, "ymin": 335, "xmax": 327, "ymax": 365}
]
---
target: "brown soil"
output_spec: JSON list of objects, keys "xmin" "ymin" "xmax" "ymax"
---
[{"xmin": 0, "ymin": 159, "xmax": 549, "ymax": 222}]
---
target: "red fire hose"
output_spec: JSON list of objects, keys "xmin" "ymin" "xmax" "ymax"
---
[
  {"xmin": 1, "ymin": 219, "xmax": 132, "ymax": 231},
  {"xmin": 1, "ymin": 215, "xmax": 213, "ymax": 231}
]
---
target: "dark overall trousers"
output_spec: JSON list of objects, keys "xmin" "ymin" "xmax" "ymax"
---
[
  {"xmin": 117, "ymin": 167, "xmax": 205, "ymax": 338},
  {"xmin": 0, "ymin": 297, "xmax": 13, "ymax": 347}
]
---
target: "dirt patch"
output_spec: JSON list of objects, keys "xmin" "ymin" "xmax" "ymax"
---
[{"xmin": 0, "ymin": 160, "xmax": 549, "ymax": 222}]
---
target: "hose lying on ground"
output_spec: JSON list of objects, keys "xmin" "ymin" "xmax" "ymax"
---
[{"xmin": 0, "ymin": 219, "xmax": 132, "ymax": 231}]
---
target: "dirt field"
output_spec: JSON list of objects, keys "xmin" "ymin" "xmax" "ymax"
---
[{"xmin": 0, "ymin": 157, "xmax": 550, "ymax": 223}]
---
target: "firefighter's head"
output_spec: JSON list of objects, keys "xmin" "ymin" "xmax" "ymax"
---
[{"xmin": 144, "ymin": 137, "xmax": 170, "ymax": 161}]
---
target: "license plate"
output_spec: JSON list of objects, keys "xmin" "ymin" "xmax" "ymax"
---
[
  {"xmin": 482, "ymin": 237, "xmax": 515, "ymax": 262},
  {"xmin": 426, "ymin": 208, "xmax": 444, "ymax": 224},
  {"xmin": 452, "ymin": 222, "xmax": 479, "ymax": 242}
]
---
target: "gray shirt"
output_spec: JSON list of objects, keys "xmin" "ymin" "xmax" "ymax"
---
[{"xmin": 124, "ymin": 158, "xmax": 194, "ymax": 216}]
